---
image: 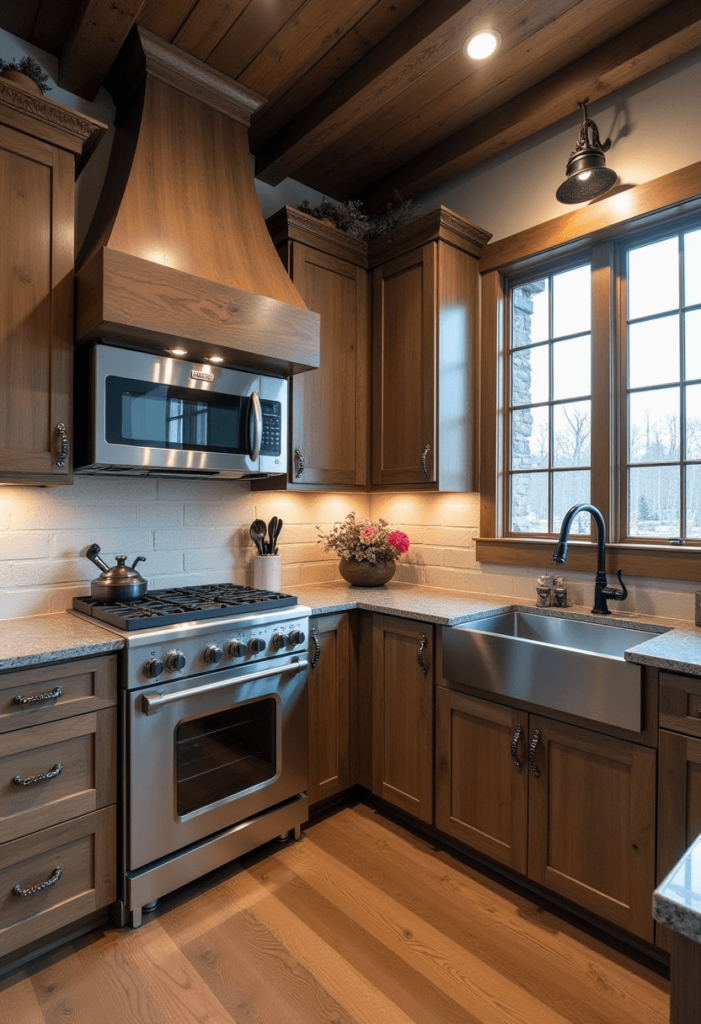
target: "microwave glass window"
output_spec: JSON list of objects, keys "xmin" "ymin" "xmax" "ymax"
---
[{"xmin": 105, "ymin": 376, "xmax": 247, "ymax": 454}]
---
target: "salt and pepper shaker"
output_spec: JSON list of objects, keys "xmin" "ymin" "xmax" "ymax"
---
[
  {"xmin": 553, "ymin": 576, "xmax": 568, "ymax": 608},
  {"xmin": 536, "ymin": 574, "xmax": 552, "ymax": 607}
]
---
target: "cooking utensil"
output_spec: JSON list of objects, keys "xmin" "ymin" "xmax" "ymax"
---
[
  {"xmin": 271, "ymin": 517, "xmax": 283, "ymax": 554},
  {"xmin": 250, "ymin": 519, "xmax": 267, "ymax": 556},
  {"xmin": 267, "ymin": 517, "xmax": 278, "ymax": 556},
  {"xmin": 86, "ymin": 543, "xmax": 147, "ymax": 602}
]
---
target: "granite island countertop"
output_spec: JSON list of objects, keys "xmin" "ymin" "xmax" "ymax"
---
[{"xmin": 654, "ymin": 831, "xmax": 701, "ymax": 942}]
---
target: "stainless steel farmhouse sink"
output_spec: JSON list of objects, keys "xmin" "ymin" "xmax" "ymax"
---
[{"xmin": 442, "ymin": 612, "xmax": 660, "ymax": 732}]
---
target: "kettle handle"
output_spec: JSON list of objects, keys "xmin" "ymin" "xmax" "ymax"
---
[
  {"xmin": 131, "ymin": 556, "xmax": 147, "ymax": 570},
  {"xmin": 86, "ymin": 543, "xmax": 111, "ymax": 574}
]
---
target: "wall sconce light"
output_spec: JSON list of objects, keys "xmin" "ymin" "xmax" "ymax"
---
[{"xmin": 556, "ymin": 100, "xmax": 617, "ymax": 204}]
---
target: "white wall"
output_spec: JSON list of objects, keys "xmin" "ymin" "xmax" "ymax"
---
[{"xmin": 419, "ymin": 47, "xmax": 701, "ymax": 241}]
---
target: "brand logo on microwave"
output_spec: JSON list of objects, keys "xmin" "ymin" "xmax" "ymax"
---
[{"xmin": 191, "ymin": 370, "xmax": 215, "ymax": 382}]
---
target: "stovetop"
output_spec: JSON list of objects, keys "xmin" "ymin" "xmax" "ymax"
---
[{"xmin": 73, "ymin": 583, "xmax": 298, "ymax": 631}]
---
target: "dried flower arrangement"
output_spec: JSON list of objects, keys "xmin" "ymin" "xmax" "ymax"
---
[
  {"xmin": 298, "ymin": 190, "xmax": 420, "ymax": 241},
  {"xmin": 317, "ymin": 511, "xmax": 410, "ymax": 564},
  {"xmin": 0, "ymin": 56, "xmax": 51, "ymax": 94}
]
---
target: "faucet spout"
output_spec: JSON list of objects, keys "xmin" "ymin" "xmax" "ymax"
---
[{"xmin": 552, "ymin": 503, "xmax": 626, "ymax": 615}]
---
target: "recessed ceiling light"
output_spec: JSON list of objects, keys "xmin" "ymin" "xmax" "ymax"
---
[
  {"xmin": 463, "ymin": 29, "xmax": 502, "ymax": 61},
  {"xmin": 170, "ymin": 348, "xmax": 188, "ymax": 356},
  {"xmin": 209, "ymin": 356, "xmax": 224, "ymax": 363}
]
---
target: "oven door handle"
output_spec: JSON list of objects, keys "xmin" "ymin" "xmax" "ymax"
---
[{"xmin": 141, "ymin": 657, "xmax": 309, "ymax": 715}]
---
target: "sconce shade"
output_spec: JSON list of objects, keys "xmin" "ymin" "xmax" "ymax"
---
[{"xmin": 556, "ymin": 101, "xmax": 617, "ymax": 204}]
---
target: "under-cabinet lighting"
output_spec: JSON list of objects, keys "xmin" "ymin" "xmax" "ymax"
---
[
  {"xmin": 170, "ymin": 348, "xmax": 188, "ymax": 356},
  {"xmin": 463, "ymin": 30, "xmax": 502, "ymax": 61},
  {"xmin": 209, "ymin": 356, "xmax": 224, "ymax": 363}
]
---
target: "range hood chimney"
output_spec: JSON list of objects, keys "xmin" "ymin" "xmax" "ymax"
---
[{"xmin": 75, "ymin": 27, "xmax": 319, "ymax": 376}]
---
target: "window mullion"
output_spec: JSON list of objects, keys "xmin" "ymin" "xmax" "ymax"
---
[{"xmin": 590, "ymin": 241, "xmax": 615, "ymax": 539}]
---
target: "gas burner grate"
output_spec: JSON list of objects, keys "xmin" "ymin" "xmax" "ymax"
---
[{"xmin": 73, "ymin": 584, "xmax": 298, "ymax": 630}]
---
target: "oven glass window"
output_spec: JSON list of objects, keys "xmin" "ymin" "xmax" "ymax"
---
[
  {"xmin": 105, "ymin": 375, "xmax": 248, "ymax": 454},
  {"xmin": 176, "ymin": 699, "xmax": 276, "ymax": 816}
]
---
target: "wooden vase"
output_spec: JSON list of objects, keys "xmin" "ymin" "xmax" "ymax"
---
[
  {"xmin": 0, "ymin": 69, "xmax": 43, "ymax": 96},
  {"xmin": 339, "ymin": 558, "xmax": 396, "ymax": 587}
]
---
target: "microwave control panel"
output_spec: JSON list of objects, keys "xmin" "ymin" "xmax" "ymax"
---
[{"xmin": 260, "ymin": 400, "xmax": 282, "ymax": 456}]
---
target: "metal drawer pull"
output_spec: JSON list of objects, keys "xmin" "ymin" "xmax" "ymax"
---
[
  {"xmin": 421, "ymin": 444, "xmax": 430, "ymax": 479},
  {"xmin": 142, "ymin": 657, "xmax": 309, "ymax": 715},
  {"xmin": 510, "ymin": 725, "xmax": 523, "ymax": 772},
  {"xmin": 14, "ymin": 686, "xmax": 63, "ymax": 706},
  {"xmin": 528, "ymin": 728, "xmax": 541, "ymax": 778},
  {"xmin": 13, "ymin": 763, "xmax": 63, "ymax": 787},
  {"xmin": 696, "ymin": 709, "xmax": 701, "ymax": 717},
  {"xmin": 56, "ymin": 422, "xmax": 68, "ymax": 468},
  {"xmin": 417, "ymin": 634, "xmax": 428, "ymax": 675},
  {"xmin": 13, "ymin": 866, "xmax": 62, "ymax": 898},
  {"xmin": 295, "ymin": 446, "xmax": 305, "ymax": 478},
  {"xmin": 310, "ymin": 628, "xmax": 321, "ymax": 668}
]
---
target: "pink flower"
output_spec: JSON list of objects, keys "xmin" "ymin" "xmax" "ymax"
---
[
  {"xmin": 361, "ymin": 526, "xmax": 378, "ymax": 541},
  {"xmin": 388, "ymin": 530, "xmax": 410, "ymax": 554}
]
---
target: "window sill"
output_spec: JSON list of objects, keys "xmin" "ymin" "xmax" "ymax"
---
[{"xmin": 475, "ymin": 537, "xmax": 701, "ymax": 582}]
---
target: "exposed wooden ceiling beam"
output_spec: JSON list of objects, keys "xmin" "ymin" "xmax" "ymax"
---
[
  {"xmin": 253, "ymin": 0, "xmax": 508, "ymax": 186},
  {"xmin": 359, "ymin": 0, "xmax": 701, "ymax": 210},
  {"xmin": 58, "ymin": 0, "xmax": 147, "ymax": 100}
]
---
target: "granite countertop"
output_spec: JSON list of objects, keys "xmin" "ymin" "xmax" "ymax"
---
[
  {"xmin": 654, "ymin": 831, "xmax": 701, "ymax": 943},
  {"xmin": 0, "ymin": 612, "xmax": 124, "ymax": 673},
  {"xmin": 290, "ymin": 581, "xmax": 701, "ymax": 675}
]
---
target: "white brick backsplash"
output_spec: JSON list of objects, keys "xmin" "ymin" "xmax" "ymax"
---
[
  {"xmin": 12, "ymin": 558, "xmax": 93, "ymax": 587},
  {"xmin": 183, "ymin": 500, "xmax": 256, "ymax": 528},
  {"xmin": 138, "ymin": 504, "xmax": 184, "ymax": 528},
  {"xmin": 0, "ymin": 532, "xmax": 50, "ymax": 560},
  {"xmin": 0, "ymin": 589, "xmax": 51, "ymax": 619},
  {"xmin": 183, "ymin": 549, "xmax": 238, "ymax": 572},
  {"xmin": 154, "ymin": 528, "xmax": 235, "ymax": 551},
  {"xmin": 50, "ymin": 529, "xmax": 153, "ymax": 559}
]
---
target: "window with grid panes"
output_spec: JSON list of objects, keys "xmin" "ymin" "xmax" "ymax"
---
[
  {"xmin": 624, "ymin": 226, "xmax": 701, "ymax": 541},
  {"xmin": 508, "ymin": 263, "xmax": 592, "ymax": 536}
]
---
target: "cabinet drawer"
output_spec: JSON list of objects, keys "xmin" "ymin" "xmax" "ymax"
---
[
  {"xmin": 0, "ymin": 709, "xmax": 116, "ymax": 843},
  {"xmin": 0, "ymin": 806, "xmax": 116, "ymax": 958},
  {"xmin": 660, "ymin": 671, "xmax": 701, "ymax": 738},
  {"xmin": 0, "ymin": 655, "xmax": 117, "ymax": 734}
]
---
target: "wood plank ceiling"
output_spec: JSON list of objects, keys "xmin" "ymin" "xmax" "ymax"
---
[{"xmin": 3, "ymin": 0, "xmax": 701, "ymax": 209}]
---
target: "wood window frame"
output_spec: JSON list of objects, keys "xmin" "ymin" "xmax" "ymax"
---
[{"xmin": 477, "ymin": 160, "xmax": 701, "ymax": 582}]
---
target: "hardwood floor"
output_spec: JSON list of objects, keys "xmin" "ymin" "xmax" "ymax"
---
[{"xmin": 0, "ymin": 802, "xmax": 670, "ymax": 1023}]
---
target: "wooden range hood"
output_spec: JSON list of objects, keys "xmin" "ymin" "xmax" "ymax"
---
[{"xmin": 75, "ymin": 27, "xmax": 319, "ymax": 376}]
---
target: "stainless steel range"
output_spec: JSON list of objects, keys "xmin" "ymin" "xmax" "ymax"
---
[{"xmin": 72, "ymin": 584, "xmax": 310, "ymax": 928}]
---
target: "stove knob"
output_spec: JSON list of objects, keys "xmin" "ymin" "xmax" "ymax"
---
[
  {"xmin": 165, "ymin": 649, "xmax": 186, "ymax": 672},
  {"xmin": 203, "ymin": 644, "xmax": 223, "ymax": 665},
  {"xmin": 288, "ymin": 629, "xmax": 306, "ymax": 647},
  {"xmin": 226, "ymin": 639, "xmax": 246, "ymax": 658},
  {"xmin": 143, "ymin": 657, "xmax": 163, "ymax": 678},
  {"xmin": 272, "ymin": 632, "xmax": 289, "ymax": 650},
  {"xmin": 247, "ymin": 637, "xmax": 266, "ymax": 655}
]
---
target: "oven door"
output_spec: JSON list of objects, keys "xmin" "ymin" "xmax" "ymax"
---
[
  {"xmin": 91, "ymin": 344, "xmax": 266, "ymax": 475},
  {"xmin": 126, "ymin": 654, "xmax": 308, "ymax": 870}
]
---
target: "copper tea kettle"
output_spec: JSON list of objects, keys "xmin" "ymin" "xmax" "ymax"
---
[{"xmin": 86, "ymin": 543, "xmax": 147, "ymax": 603}]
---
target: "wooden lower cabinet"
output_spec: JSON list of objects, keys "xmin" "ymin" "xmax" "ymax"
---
[
  {"xmin": 371, "ymin": 615, "xmax": 433, "ymax": 823},
  {"xmin": 657, "ymin": 728, "xmax": 701, "ymax": 951},
  {"xmin": 307, "ymin": 613, "xmax": 351, "ymax": 805},
  {"xmin": 435, "ymin": 688, "xmax": 657, "ymax": 940}
]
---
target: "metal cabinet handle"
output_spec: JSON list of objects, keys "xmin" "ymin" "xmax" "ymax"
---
[
  {"xmin": 14, "ymin": 686, "xmax": 63, "ymax": 706},
  {"xmin": 56, "ymin": 422, "xmax": 68, "ymax": 468},
  {"xmin": 695, "ymin": 708, "xmax": 701, "ymax": 718},
  {"xmin": 310, "ymin": 628, "xmax": 320, "ymax": 668},
  {"xmin": 417, "ymin": 634, "xmax": 428, "ymax": 675},
  {"xmin": 13, "ymin": 866, "xmax": 62, "ymax": 898},
  {"xmin": 13, "ymin": 763, "xmax": 63, "ymax": 787},
  {"xmin": 421, "ymin": 444, "xmax": 431, "ymax": 479},
  {"xmin": 510, "ymin": 725, "xmax": 523, "ymax": 772},
  {"xmin": 295, "ymin": 446, "xmax": 305, "ymax": 478},
  {"xmin": 528, "ymin": 728, "xmax": 541, "ymax": 778}
]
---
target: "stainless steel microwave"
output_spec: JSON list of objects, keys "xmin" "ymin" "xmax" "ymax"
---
[{"xmin": 74, "ymin": 344, "xmax": 288, "ymax": 478}]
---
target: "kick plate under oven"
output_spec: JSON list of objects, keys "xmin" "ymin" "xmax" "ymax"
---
[{"xmin": 126, "ymin": 652, "xmax": 308, "ymax": 872}]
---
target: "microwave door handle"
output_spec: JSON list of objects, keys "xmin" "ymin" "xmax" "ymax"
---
[{"xmin": 249, "ymin": 391, "xmax": 262, "ymax": 462}]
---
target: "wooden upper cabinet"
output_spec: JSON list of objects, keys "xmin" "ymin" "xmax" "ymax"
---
[
  {"xmin": 370, "ymin": 208, "xmax": 490, "ymax": 491},
  {"xmin": 257, "ymin": 207, "xmax": 369, "ymax": 491},
  {"xmin": 0, "ymin": 81, "xmax": 104, "ymax": 484}
]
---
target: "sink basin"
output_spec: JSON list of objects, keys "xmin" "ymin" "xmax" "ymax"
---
[{"xmin": 442, "ymin": 612, "xmax": 655, "ymax": 732}]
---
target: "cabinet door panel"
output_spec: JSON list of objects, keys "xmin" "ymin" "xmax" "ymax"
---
[
  {"xmin": 308, "ymin": 613, "xmax": 350, "ymax": 805},
  {"xmin": 528, "ymin": 716, "xmax": 656, "ymax": 940},
  {"xmin": 657, "ymin": 729, "xmax": 701, "ymax": 951},
  {"xmin": 435, "ymin": 688, "xmax": 527, "ymax": 872},
  {"xmin": 372, "ymin": 615, "xmax": 433, "ymax": 822},
  {"xmin": 0, "ymin": 124, "xmax": 73, "ymax": 481},
  {"xmin": 290, "ymin": 243, "xmax": 368, "ymax": 487},
  {"xmin": 372, "ymin": 245, "xmax": 436, "ymax": 486}
]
